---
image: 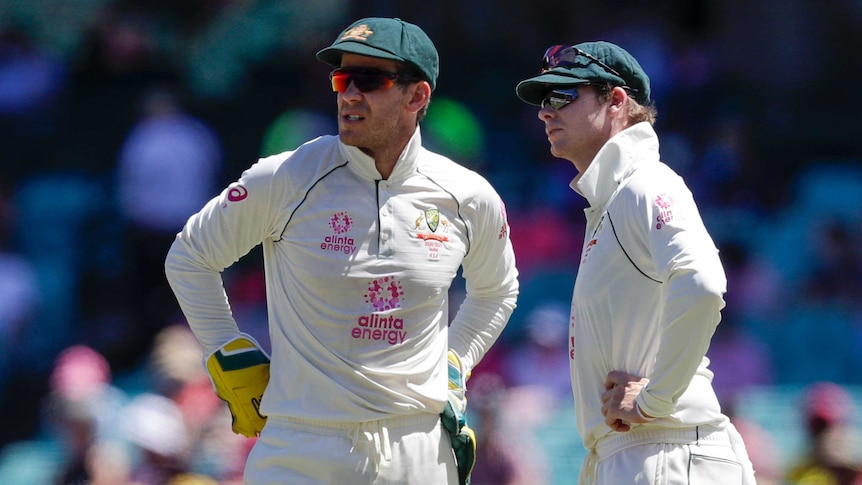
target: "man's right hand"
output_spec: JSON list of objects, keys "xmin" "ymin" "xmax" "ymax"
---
[{"xmin": 600, "ymin": 370, "xmax": 651, "ymax": 432}]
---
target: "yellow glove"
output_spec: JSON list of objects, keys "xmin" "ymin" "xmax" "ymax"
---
[
  {"xmin": 441, "ymin": 350, "xmax": 476, "ymax": 485},
  {"xmin": 205, "ymin": 335, "xmax": 270, "ymax": 438}
]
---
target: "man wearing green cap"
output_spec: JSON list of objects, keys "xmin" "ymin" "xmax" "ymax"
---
[
  {"xmin": 515, "ymin": 42, "xmax": 756, "ymax": 483},
  {"xmin": 165, "ymin": 17, "xmax": 518, "ymax": 485}
]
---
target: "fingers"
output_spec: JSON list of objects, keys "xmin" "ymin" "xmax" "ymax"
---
[
  {"xmin": 604, "ymin": 416, "xmax": 631, "ymax": 432},
  {"xmin": 604, "ymin": 370, "xmax": 623, "ymax": 390},
  {"xmin": 601, "ymin": 370, "xmax": 649, "ymax": 433},
  {"xmin": 600, "ymin": 387, "xmax": 612, "ymax": 405},
  {"xmin": 601, "ymin": 386, "xmax": 632, "ymax": 432},
  {"xmin": 603, "ymin": 401, "xmax": 633, "ymax": 433},
  {"xmin": 604, "ymin": 370, "xmax": 644, "ymax": 389}
]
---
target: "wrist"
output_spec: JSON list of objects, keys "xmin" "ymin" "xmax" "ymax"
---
[{"xmin": 635, "ymin": 403, "xmax": 656, "ymax": 421}]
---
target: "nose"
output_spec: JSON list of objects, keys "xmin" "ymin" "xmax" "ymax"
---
[
  {"xmin": 538, "ymin": 104, "xmax": 555, "ymax": 120},
  {"xmin": 341, "ymin": 81, "xmax": 363, "ymax": 101}
]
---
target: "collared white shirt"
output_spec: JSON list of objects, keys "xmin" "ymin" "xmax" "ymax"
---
[
  {"xmin": 569, "ymin": 122, "xmax": 728, "ymax": 450},
  {"xmin": 166, "ymin": 129, "xmax": 518, "ymax": 422}
]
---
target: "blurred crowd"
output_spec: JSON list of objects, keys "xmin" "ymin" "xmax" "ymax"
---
[{"xmin": 1, "ymin": 0, "xmax": 862, "ymax": 483}]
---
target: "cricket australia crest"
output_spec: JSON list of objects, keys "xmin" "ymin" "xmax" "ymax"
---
[{"xmin": 414, "ymin": 208, "xmax": 449, "ymax": 259}]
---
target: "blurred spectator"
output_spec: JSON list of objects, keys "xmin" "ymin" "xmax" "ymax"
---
[
  {"xmin": 0, "ymin": 26, "xmax": 64, "ymax": 123},
  {"xmin": 731, "ymin": 415, "xmax": 783, "ymax": 485},
  {"xmin": 82, "ymin": 440, "xmax": 133, "ymax": 485},
  {"xmin": 501, "ymin": 302, "xmax": 572, "ymax": 405},
  {"xmin": 42, "ymin": 345, "xmax": 128, "ymax": 485},
  {"xmin": 707, "ymin": 314, "xmax": 775, "ymax": 411},
  {"xmin": 0, "ymin": 182, "xmax": 40, "ymax": 397},
  {"xmin": 117, "ymin": 86, "xmax": 222, "ymax": 241},
  {"xmin": 786, "ymin": 382, "xmax": 862, "ymax": 485},
  {"xmin": 720, "ymin": 240, "xmax": 784, "ymax": 321},
  {"xmin": 469, "ymin": 372, "xmax": 548, "ymax": 485},
  {"xmin": 724, "ymin": 402, "xmax": 783, "ymax": 485},
  {"xmin": 708, "ymin": 240, "xmax": 777, "ymax": 406},
  {"xmin": 804, "ymin": 220, "xmax": 862, "ymax": 307},
  {"xmin": 0, "ymin": 26, "xmax": 65, "ymax": 183},
  {"xmin": 147, "ymin": 323, "xmax": 249, "ymax": 481},
  {"xmin": 115, "ymin": 86, "xmax": 222, "ymax": 368},
  {"xmin": 122, "ymin": 392, "xmax": 217, "ymax": 485},
  {"xmin": 147, "ymin": 323, "xmax": 211, "ymax": 400}
]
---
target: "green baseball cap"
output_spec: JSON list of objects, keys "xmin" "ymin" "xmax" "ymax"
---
[
  {"xmin": 316, "ymin": 17, "xmax": 439, "ymax": 92},
  {"xmin": 516, "ymin": 41, "xmax": 650, "ymax": 106}
]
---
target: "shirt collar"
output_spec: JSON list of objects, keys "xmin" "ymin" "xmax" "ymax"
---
[
  {"xmin": 571, "ymin": 122, "xmax": 660, "ymax": 208},
  {"xmin": 338, "ymin": 128, "xmax": 423, "ymax": 181}
]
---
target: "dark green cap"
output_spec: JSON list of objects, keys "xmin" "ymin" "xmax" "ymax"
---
[
  {"xmin": 516, "ymin": 41, "xmax": 650, "ymax": 105},
  {"xmin": 316, "ymin": 17, "xmax": 439, "ymax": 91}
]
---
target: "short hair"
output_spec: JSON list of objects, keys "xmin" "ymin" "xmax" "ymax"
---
[
  {"xmin": 593, "ymin": 83, "xmax": 657, "ymax": 125},
  {"xmin": 397, "ymin": 65, "xmax": 430, "ymax": 124}
]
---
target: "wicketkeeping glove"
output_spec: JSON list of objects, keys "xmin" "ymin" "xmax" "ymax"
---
[
  {"xmin": 205, "ymin": 334, "xmax": 270, "ymax": 438},
  {"xmin": 440, "ymin": 350, "xmax": 476, "ymax": 485}
]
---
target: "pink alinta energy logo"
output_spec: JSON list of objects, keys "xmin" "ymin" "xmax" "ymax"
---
[
  {"xmin": 321, "ymin": 211, "xmax": 356, "ymax": 254},
  {"xmin": 655, "ymin": 194, "xmax": 676, "ymax": 230},
  {"xmin": 221, "ymin": 184, "xmax": 248, "ymax": 207},
  {"xmin": 364, "ymin": 276, "xmax": 403, "ymax": 311},
  {"xmin": 329, "ymin": 211, "xmax": 352, "ymax": 233},
  {"xmin": 354, "ymin": 276, "xmax": 406, "ymax": 345}
]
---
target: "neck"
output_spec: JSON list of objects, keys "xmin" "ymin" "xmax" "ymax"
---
[
  {"xmin": 368, "ymin": 130, "xmax": 414, "ymax": 179},
  {"xmin": 361, "ymin": 144, "xmax": 402, "ymax": 179}
]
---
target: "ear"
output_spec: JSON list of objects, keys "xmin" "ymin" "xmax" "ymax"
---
[
  {"xmin": 609, "ymin": 86, "xmax": 628, "ymax": 112},
  {"xmin": 406, "ymin": 81, "xmax": 432, "ymax": 114}
]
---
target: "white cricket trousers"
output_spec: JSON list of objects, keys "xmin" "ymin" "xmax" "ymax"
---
[
  {"xmin": 244, "ymin": 413, "xmax": 458, "ymax": 484},
  {"xmin": 580, "ymin": 423, "xmax": 757, "ymax": 485}
]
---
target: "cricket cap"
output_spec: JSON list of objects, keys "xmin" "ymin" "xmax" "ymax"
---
[
  {"xmin": 317, "ymin": 17, "xmax": 439, "ymax": 91},
  {"xmin": 516, "ymin": 41, "xmax": 651, "ymax": 105}
]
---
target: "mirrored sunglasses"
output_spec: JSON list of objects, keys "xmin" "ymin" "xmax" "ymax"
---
[
  {"xmin": 541, "ymin": 88, "xmax": 580, "ymax": 110},
  {"xmin": 329, "ymin": 67, "xmax": 419, "ymax": 93},
  {"xmin": 541, "ymin": 45, "xmax": 624, "ymax": 79}
]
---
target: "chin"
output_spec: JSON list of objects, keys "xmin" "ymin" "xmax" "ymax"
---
[{"xmin": 338, "ymin": 131, "xmax": 359, "ymax": 145}]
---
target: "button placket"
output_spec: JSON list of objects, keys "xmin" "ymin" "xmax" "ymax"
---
[{"xmin": 378, "ymin": 186, "xmax": 395, "ymax": 258}]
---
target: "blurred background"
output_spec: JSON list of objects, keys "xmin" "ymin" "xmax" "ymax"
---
[{"xmin": 1, "ymin": 0, "xmax": 861, "ymax": 484}]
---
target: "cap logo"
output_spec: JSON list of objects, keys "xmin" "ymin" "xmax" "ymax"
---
[{"xmin": 340, "ymin": 24, "xmax": 374, "ymax": 42}]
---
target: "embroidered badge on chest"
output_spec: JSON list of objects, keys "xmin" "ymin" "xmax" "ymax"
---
[{"xmin": 414, "ymin": 208, "xmax": 450, "ymax": 260}]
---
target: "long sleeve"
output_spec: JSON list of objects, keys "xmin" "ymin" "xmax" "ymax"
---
[
  {"xmin": 447, "ymin": 189, "xmax": 519, "ymax": 372},
  {"xmin": 165, "ymin": 155, "xmax": 284, "ymax": 353},
  {"xmin": 570, "ymin": 122, "xmax": 728, "ymax": 449},
  {"xmin": 630, "ymin": 175, "xmax": 727, "ymax": 418}
]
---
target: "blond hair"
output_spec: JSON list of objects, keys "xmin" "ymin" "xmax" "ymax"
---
[{"xmin": 595, "ymin": 83, "xmax": 657, "ymax": 125}]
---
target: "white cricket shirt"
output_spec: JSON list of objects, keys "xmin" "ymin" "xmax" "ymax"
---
[
  {"xmin": 569, "ymin": 122, "xmax": 729, "ymax": 450},
  {"xmin": 165, "ymin": 129, "xmax": 518, "ymax": 422}
]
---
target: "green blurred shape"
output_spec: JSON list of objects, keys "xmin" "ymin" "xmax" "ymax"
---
[
  {"xmin": 424, "ymin": 97, "xmax": 486, "ymax": 168},
  {"xmin": 260, "ymin": 108, "xmax": 336, "ymax": 156}
]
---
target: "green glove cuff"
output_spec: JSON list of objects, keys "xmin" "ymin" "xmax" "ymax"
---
[
  {"xmin": 442, "ymin": 400, "xmax": 476, "ymax": 485},
  {"xmin": 442, "ymin": 350, "xmax": 476, "ymax": 485}
]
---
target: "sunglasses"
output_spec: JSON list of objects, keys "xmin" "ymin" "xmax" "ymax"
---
[
  {"xmin": 541, "ymin": 88, "xmax": 583, "ymax": 110},
  {"xmin": 329, "ymin": 67, "xmax": 420, "ymax": 93},
  {"xmin": 541, "ymin": 45, "xmax": 624, "ymax": 79}
]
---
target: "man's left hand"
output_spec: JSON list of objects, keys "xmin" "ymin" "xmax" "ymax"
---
[{"xmin": 601, "ymin": 370, "xmax": 651, "ymax": 432}]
